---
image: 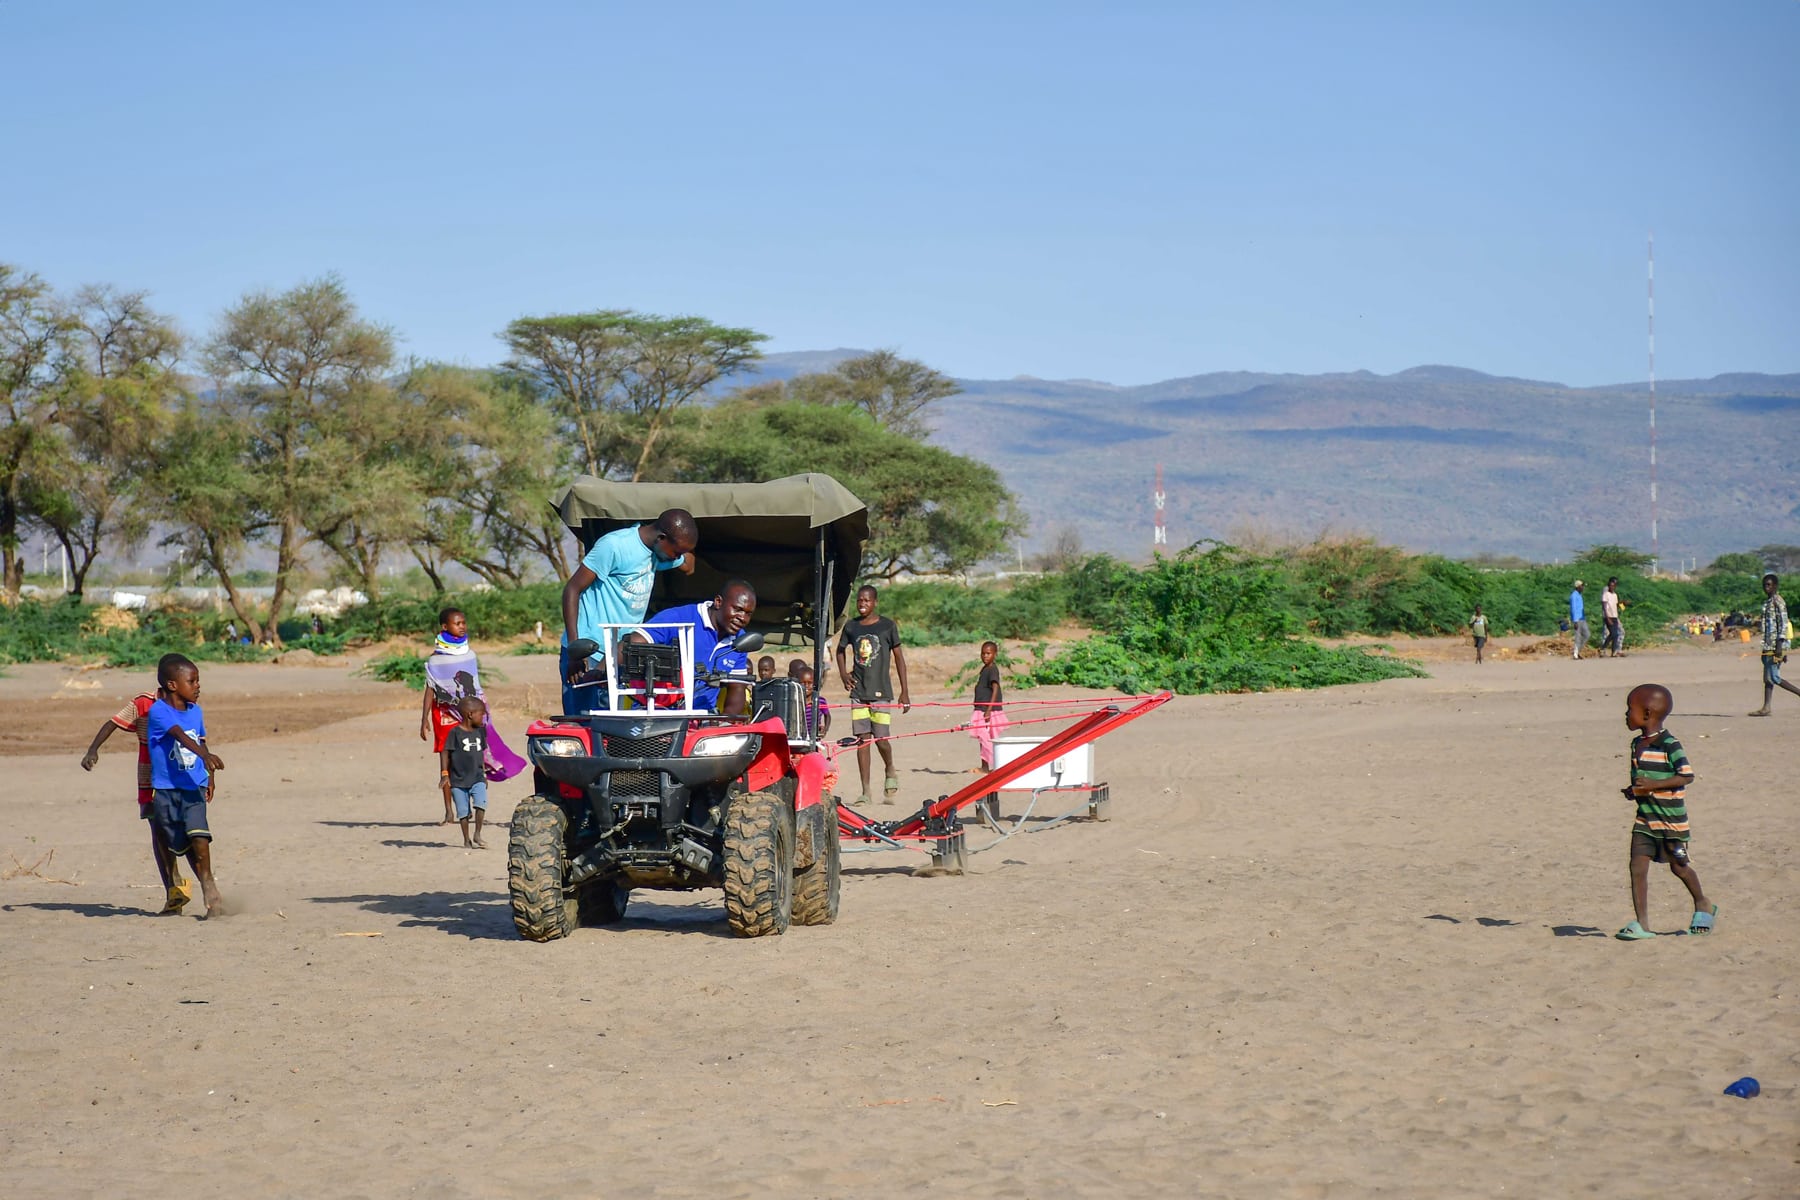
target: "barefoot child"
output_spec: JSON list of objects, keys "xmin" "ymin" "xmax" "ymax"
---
[
  {"xmin": 80, "ymin": 681, "xmax": 191, "ymax": 913},
  {"xmin": 1616, "ymin": 682, "xmax": 1716, "ymax": 940},
  {"xmin": 421, "ymin": 607, "xmax": 524, "ymax": 823},
  {"xmin": 968, "ymin": 641, "xmax": 1009, "ymax": 770},
  {"xmin": 442, "ymin": 697, "xmax": 490, "ymax": 848},
  {"xmin": 969, "ymin": 641, "xmax": 1009, "ymax": 821},
  {"xmin": 146, "ymin": 654, "xmax": 225, "ymax": 918}
]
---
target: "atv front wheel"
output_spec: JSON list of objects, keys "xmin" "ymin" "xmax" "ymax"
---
[
  {"xmin": 791, "ymin": 797, "xmax": 840, "ymax": 926},
  {"xmin": 508, "ymin": 797, "xmax": 575, "ymax": 942},
  {"xmin": 722, "ymin": 790, "xmax": 794, "ymax": 937}
]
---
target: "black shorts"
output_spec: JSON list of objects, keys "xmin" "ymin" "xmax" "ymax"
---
[
  {"xmin": 1631, "ymin": 829, "xmax": 1689, "ymax": 866},
  {"xmin": 1473, "ymin": 637, "xmax": 1487, "ymax": 648},
  {"xmin": 150, "ymin": 788, "xmax": 211, "ymax": 855}
]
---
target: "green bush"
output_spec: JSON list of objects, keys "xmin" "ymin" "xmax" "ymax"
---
[
  {"xmin": 0, "ymin": 598, "xmax": 273, "ymax": 668},
  {"xmin": 1019, "ymin": 542, "xmax": 1425, "ymax": 694},
  {"xmin": 332, "ymin": 581, "xmax": 562, "ymax": 642},
  {"xmin": 357, "ymin": 652, "xmax": 430, "ymax": 690},
  {"xmin": 866, "ymin": 577, "xmax": 1068, "ymax": 646}
]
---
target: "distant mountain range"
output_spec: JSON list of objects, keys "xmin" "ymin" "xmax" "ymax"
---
[{"xmin": 751, "ymin": 351, "xmax": 1800, "ymax": 565}]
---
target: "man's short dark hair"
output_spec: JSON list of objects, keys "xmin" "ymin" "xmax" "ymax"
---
[
  {"xmin": 721, "ymin": 578, "xmax": 757, "ymax": 604},
  {"xmin": 157, "ymin": 653, "xmax": 197, "ymax": 687},
  {"xmin": 1764, "ymin": 573, "xmax": 1779, "ymax": 587},
  {"xmin": 857, "ymin": 584, "xmax": 878, "ymax": 598},
  {"xmin": 657, "ymin": 509, "xmax": 698, "ymax": 548}
]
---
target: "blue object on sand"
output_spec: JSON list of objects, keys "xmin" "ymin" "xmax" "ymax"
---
[{"xmin": 1722, "ymin": 1077, "xmax": 1760, "ymax": 1099}]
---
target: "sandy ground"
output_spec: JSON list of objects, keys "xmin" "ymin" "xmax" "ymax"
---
[{"xmin": 2, "ymin": 637, "xmax": 1795, "ymax": 1198}]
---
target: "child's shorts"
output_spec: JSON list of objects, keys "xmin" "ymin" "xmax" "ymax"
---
[
  {"xmin": 1763, "ymin": 651, "xmax": 1787, "ymax": 687},
  {"xmin": 451, "ymin": 782, "xmax": 488, "ymax": 821},
  {"xmin": 150, "ymin": 788, "xmax": 211, "ymax": 855},
  {"xmin": 1630, "ymin": 829, "xmax": 1690, "ymax": 866},
  {"xmin": 849, "ymin": 705, "xmax": 892, "ymax": 737}
]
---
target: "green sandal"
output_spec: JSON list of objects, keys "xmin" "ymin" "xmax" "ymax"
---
[
  {"xmin": 1689, "ymin": 905, "xmax": 1718, "ymax": 935},
  {"xmin": 1616, "ymin": 921, "xmax": 1656, "ymax": 940},
  {"xmin": 884, "ymin": 775, "xmax": 901, "ymax": 796}
]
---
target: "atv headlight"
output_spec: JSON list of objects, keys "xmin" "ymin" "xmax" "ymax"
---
[
  {"xmin": 692, "ymin": 733, "xmax": 754, "ymax": 757},
  {"xmin": 532, "ymin": 737, "xmax": 585, "ymax": 758}
]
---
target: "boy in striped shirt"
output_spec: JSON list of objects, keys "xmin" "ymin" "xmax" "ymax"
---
[{"xmin": 1617, "ymin": 683, "xmax": 1716, "ymax": 940}]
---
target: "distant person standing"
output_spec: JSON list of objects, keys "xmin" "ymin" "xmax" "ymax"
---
[
  {"xmin": 1600, "ymin": 577, "xmax": 1625, "ymax": 657},
  {"xmin": 836, "ymin": 585, "xmax": 911, "ymax": 805},
  {"xmin": 1568, "ymin": 580, "xmax": 1589, "ymax": 660},
  {"xmin": 1469, "ymin": 605, "xmax": 1489, "ymax": 664},
  {"xmin": 1747, "ymin": 573, "xmax": 1798, "ymax": 717},
  {"xmin": 968, "ymin": 640, "xmax": 1010, "ymax": 770}
]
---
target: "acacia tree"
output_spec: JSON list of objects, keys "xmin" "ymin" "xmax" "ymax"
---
[
  {"xmin": 146, "ymin": 406, "xmax": 271, "ymax": 639},
  {"xmin": 26, "ymin": 286, "xmax": 182, "ymax": 597},
  {"xmin": 0, "ymin": 265, "xmax": 77, "ymax": 597},
  {"xmin": 201, "ymin": 277, "xmax": 395, "ymax": 635},
  {"xmin": 501, "ymin": 310, "xmax": 765, "ymax": 480},
  {"xmin": 668, "ymin": 399, "xmax": 1021, "ymax": 578},
  {"xmin": 304, "ymin": 374, "xmax": 431, "ymax": 599},
  {"xmin": 819, "ymin": 349, "xmax": 960, "ymax": 437},
  {"xmin": 399, "ymin": 365, "xmax": 573, "ymax": 589}
]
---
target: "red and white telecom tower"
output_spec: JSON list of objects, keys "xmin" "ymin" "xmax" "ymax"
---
[
  {"xmin": 1153, "ymin": 464, "xmax": 1167, "ymax": 552},
  {"xmin": 1648, "ymin": 233, "xmax": 1659, "ymax": 572}
]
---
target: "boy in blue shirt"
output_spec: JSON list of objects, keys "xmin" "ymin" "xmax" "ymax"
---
[{"xmin": 146, "ymin": 654, "xmax": 226, "ymax": 918}]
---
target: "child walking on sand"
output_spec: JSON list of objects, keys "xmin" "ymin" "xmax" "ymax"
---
[
  {"xmin": 968, "ymin": 641, "xmax": 1010, "ymax": 770},
  {"xmin": 442, "ymin": 697, "xmax": 491, "ymax": 848},
  {"xmin": 421, "ymin": 607, "xmax": 524, "ymax": 823},
  {"xmin": 1616, "ymin": 682, "xmax": 1716, "ymax": 940},
  {"xmin": 146, "ymin": 654, "xmax": 225, "ymax": 918},
  {"xmin": 80, "ymin": 680, "xmax": 191, "ymax": 913}
]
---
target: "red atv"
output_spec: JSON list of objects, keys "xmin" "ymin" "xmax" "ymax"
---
[{"xmin": 508, "ymin": 475, "xmax": 866, "ymax": 941}]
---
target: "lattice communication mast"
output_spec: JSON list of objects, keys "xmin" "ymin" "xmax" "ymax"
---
[
  {"xmin": 1647, "ymin": 233, "xmax": 1659, "ymax": 571},
  {"xmin": 1153, "ymin": 464, "xmax": 1167, "ymax": 552}
]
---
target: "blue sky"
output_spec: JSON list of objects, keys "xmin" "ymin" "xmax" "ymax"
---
[{"xmin": 4, "ymin": 2, "xmax": 1795, "ymax": 387}]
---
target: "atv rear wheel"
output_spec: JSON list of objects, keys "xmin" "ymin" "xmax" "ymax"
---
[
  {"xmin": 722, "ymin": 789, "xmax": 794, "ymax": 937},
  {"xmin": 577, "ymin": 880, "xmax": 630, "ymax": 926},
  {"xmin": 791, "ymin": 797, "xmax": 840, "ymax": 926},
  {"xmin": 508, "ymin": 797, "xmax": 575, "ymax": 942}
]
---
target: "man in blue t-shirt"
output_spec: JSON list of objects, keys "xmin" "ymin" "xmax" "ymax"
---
[
  {"xmin": 632, "ymin": 580, "xmax": 758, "ymax": 714},
  {"xmin": 559, "ymin": 509, "xmax": 698, "ymax": 713}
]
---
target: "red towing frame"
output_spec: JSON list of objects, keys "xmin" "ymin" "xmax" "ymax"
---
[{"xmin": 836, "ymin": 691, "xmax": 1172, "ymax": 870}]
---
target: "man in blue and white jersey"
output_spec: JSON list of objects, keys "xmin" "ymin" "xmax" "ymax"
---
[{"xmin": 632, "ymin": 580, "xmax": 758, "ymax": 715}]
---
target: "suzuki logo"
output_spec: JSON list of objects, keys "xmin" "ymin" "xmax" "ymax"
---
[{"xmin": 627, "ymin": 723, "xmax": 647, "ymax": 737}]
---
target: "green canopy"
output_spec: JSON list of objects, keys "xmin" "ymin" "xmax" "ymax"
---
[{"xmin": 550, "ymin": 473, "xmax": 869, "ymax": 636}]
